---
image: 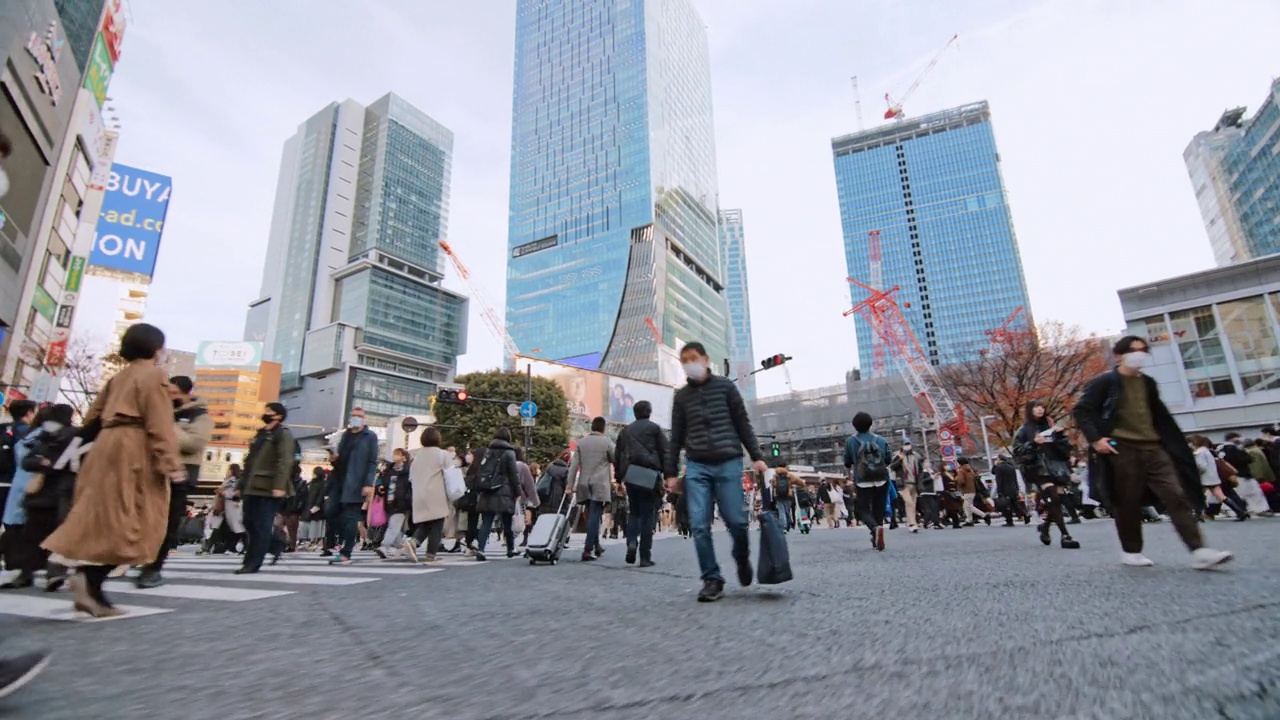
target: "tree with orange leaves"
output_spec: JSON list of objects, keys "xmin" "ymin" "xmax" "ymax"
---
[{"xmin": 939, "ymin": 322, "xmax": 1110, "ymax": 452}]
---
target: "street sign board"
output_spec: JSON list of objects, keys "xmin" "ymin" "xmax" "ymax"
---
[
  {"xmin": 506, "ymin": 403, "xmax": 520, "ymax": 417},
  {"xmin": 939, "ymin": 429, "xmax": 953, "ymax": 442},
  {"xmin": 520, "ymin": 417, "xmax": 536, "ymax": 427},
  {"xmin": 520, "ymin": 401, "xmax": 538, "ymax": 419}
]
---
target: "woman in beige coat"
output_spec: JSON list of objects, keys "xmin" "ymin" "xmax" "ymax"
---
[
  {"xmin": 405, "ymin": 428, "xmax": 452, "ymax": 562},
  {"xmin": 43, "ymin": 323, "xmax": 184, "ymax": 617}
]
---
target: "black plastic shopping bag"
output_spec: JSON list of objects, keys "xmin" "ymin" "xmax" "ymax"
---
[{"xmin": 757, "ymin": 512, "xmax": 793, "ymax": 584}]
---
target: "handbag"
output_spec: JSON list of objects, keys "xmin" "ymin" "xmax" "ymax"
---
[
  {"xmin": 444, "ymin": 465, "xmax": 466, "ymax": 503},
  {"xmin": 756, "ymin": 511, "xmax": 793, "ymax": 584},
  {"xmin": 621, "ymin": 428, "xmax": 662, "ymax": 491},
  {"xmin": 368, "ymin": 496, "xmax": 388, "ymax": 527}
]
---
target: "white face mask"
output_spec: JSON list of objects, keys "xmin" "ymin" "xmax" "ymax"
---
[
  {"xmin": 1121, "ymin": 351, "xmax": 1153, "ymax": 371},
  {"xmin": 0, "ymin": 167, "xmax": 9, "ymax": 198},
  {"xmin": 683, "ymin": 361, "xmax": 708, "ymax": 381},
  {"xmin": 43, "ymin": 421, "xmax": 63, "ymax": 432}
]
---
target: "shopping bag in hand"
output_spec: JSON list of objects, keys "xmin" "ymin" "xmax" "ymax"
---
[{"xmin": 756, "ymin": 511, "xmax": 793, "ymax": 585}]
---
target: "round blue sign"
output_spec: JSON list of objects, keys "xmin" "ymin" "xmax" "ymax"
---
[{"xmin": 519, "ymin": 400, "xmax": 538, "ymax": 418}]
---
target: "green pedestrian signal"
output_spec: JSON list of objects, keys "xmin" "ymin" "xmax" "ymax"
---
[{"xmin": 770, "ymin": 442, "xmax": 780, "ymax": 457}]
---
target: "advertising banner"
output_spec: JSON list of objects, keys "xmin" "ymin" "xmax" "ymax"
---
[
  {"xmin": 606, "ymin": 376, "xmax": 675, "ymax": 428},
  {"xmin": 513, "ymin": 356, "xmax": 603, "ymax": 419},
  {"xmin": 196, "ymin": 341, "xmax": 263, "ymax": 369},
  {"xmin": 82, "ymin": 33, "xmax": 113, "ymax": 108},
  {"xmin": 32, "ymin": 285, "xmax": 56, "ymax": 323},
  {"xmin": 43, "ymin": 340, "xmax": 68, "ymax": 369},
  {"xmin": 88, "ymin": 133, "xmax": 116, "ymax": 192},
  {"xmin": 89, "ymin": 164, "xmax": 172, "ymax": 279},
  {"xmin": 101, "ymin": 0, "xmax": 126, "ymax": 63},
  {"xmin": 64, "ymin": 256, "xmax": 85, "ymax": 292}
]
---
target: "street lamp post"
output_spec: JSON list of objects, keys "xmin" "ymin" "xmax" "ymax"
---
[{"xmin": 979, "ymin": 415, "xmax": 996, "ymax": 468}]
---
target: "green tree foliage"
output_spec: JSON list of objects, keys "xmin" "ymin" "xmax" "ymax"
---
[{"xmin": 433, "ymin": 370, "xmax": 570, "ymax": 466}]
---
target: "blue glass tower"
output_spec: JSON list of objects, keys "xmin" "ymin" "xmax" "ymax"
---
[
  {"xmin": 832, "ymin": 101, "xmax": 1032, "ymax": 374},
  {"xmin": 1184, "ymin": 78, "xmax": 1280, "ymax": 266},
  {"xmin": 719, "ymin": 209, "xmax": 756, "ymax": 400},
  {"xmin": 506, "ymin": 0, "xmax": 729, "ymax": 384}
]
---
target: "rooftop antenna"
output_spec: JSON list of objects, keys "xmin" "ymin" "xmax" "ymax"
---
[{"xmin": 851, "ymin": 76, "xmax": 864, "ymax": 131}]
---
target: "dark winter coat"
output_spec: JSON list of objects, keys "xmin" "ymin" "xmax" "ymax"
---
[
  {"xmin": 20, "ymin": 425, "xmax": 79, "ymax": 513},
  {"xmin": 1013, "ymin": 419, "xmax": 1073, "ymax": 482},
  {"xmin": 615, "ymin": 418, "xmax": 667, "ymax": 487},
  {"xmin": 1072, "ymin": 369, "xmax": 1202, "ymax": 511},
  {"xmin": 992, "ymin": 462, "xmax": 1020, "ymax": 498},
  {"xmin": 471, "ymin": 439, "xmax": 520, "ymax": 515},
  {"xmin": 377, "ymin": 463, "xmax": 412, "ymax": 515},
  {"xmin": 539, "ymin": 458, "xmax": 571, "ymax": 513},
  {"xmin": 301, "ymin": 475, "xmax": 327, "ymax": 521},
  {"xmin": 666, "ymin": 375, "xmax": 763, "ymax": 476},
  {"xmin": 330, "ymin": 428, "xmax": 378, "ymax": 507}
]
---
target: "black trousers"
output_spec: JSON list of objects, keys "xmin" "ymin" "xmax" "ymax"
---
[
  {"xmin": 146, "ymin": 483, "xmax": 189, "ymax": 573},
  {"xmin": 1000, "ymin": 494, "xmax": 1029, "ymax": 524},
  {"xmin": 626, "ymin": 484, "xmax": 657, "ymax": 560},
  {"xmin": 918, "ymin": 494, "xmax": 940, "ymax": 526},
  {"xmin": 411, "ymin": 518, "xmax": 445, "ymax": 556},
  {"xmin": 242, "ymin": 495, "xmax": 281, "ymax": 570},
  {"xmin": 854, "ymin": 484, "xmax": 889, "ymax": 531},
  {"xmin": 20, "ymin": 508, "xmax": 59, "ymax": 577}
]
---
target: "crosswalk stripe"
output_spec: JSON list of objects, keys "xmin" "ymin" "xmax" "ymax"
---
[
  {"xmin": 157, "ymin": 570, "xmax": 379, "ymax": 586},
  {"xmin": 0, "ymin": 594, "xmax": 171, "ymax": 622},
  {"xmin": 158, "ymin": 561, "xmax": 438, "ymax": 576},
  {"xmin": 103, "ymin": 582, "xmax": 295, "ymax": 602}
]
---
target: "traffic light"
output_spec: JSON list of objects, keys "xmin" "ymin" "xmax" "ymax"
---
[
  {"xmin": 770, "ymin": 441, "xmax": 781, "ymax": 457},
  {"xmin": 760, "ymin": 354, "xmax": 791, "ymax": 370},
  {"xmin": 436, "ymin": 388, "xmax": 469, "ymax": 404}
]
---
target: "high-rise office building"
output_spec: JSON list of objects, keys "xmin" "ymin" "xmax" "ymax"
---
[
  {"xmin": 832, "ymin": 101, "xmax": 1032, "ymax": 374},
  {"xmin": 718, "ymin": 209, "xmax": 756, "ymax": 401},
  {"xmin": 505, "ymin": 0, "xmax": 729, "ymax": 385},
  {"xmin": 1184, "ymin": 78, "xmax": 1280, "ymax": 267},
  {"xmin": 246, "ymin": 93, "xmax": 468, "ymax": 438}
]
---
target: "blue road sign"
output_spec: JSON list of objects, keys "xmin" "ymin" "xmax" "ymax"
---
[{"xmin": 520, "ymin": 400, "xmax": 538, "ymax": 419}]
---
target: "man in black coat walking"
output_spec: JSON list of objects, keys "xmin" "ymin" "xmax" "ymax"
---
[
  {"xmin": 615, "ymin": 400, "xmax": 666, "ymax": 567},
  {"xmin": 992, "ymin": 455, "xmax": 1028, "ymax": 526},
  {"xmin": 1073, "ymin": 335, "xmax": 1231, "ymax": 570}
]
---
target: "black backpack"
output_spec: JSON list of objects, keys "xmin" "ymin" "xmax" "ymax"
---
[
  {"xmin": 775, "ymin": 474, "xmax": 792, "ymax": 499},
  {"xmin": 475, "ymin": 449, "xmax": 506, "ymax": 493},
  {"xmin": 856, "ymin": 437, "xmax": 889, "ymax": 483}
]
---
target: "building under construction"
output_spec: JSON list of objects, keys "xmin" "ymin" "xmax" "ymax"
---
[{"xmin": 747, "ymin": 371, "xmax": 924, "ymax": 475}]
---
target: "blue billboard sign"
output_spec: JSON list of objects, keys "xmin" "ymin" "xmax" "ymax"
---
[{"xmin": 89, "ymin": 164, "xmax": 172, "ymax": 279}]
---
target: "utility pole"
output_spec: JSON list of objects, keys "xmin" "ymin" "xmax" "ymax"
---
[{"xmin": 524, "ymin": 364, "xmax": 532, "ymax": 454}]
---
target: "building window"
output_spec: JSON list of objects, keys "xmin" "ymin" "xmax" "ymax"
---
[
  {"xmin": 1219, "ymin": 297, "xmax": 1280, "ymax": 392},
  {"xmin": 1169, "ymin": 306, "xmax": 1236, "ymax": 398}
]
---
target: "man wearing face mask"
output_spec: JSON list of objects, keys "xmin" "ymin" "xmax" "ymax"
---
[
  {"xmin": 665, "ymin": 342, "xmax": 767, "ymax": 603},
  {"xmin": 890, "ymin": 442, "xmax": 924, "ymax": 532},
  {"xmin": 1074, "ymin": 336, "xmax": 1232, "ymax": 570},
  {"xmin": 235, "ymin": 403, "xmax": 295, "ymax": 573},
  {"xmin": 136, "ymin": 376, "xmax": 213, "ymax": 588},
  {"xmin": 324, "ymin": 407, "xmax": 378, "ymax": 565}
]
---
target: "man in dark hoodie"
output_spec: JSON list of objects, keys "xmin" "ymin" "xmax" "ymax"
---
[
  {"xmin": 666, "ymin": 342, "xmax": 767, "ymax": 603},
  {"xmin": 615, "ymin": 400, "xmax": 667, "ymax": 567},
  {"xmin": 324, "ymin": 407, "xmax": 378, "ymax": 565}
]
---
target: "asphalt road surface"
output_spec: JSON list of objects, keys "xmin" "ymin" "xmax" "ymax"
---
[{"xmin": 3, "ymin": 517, "xmax": 1279, "ymax": 720}]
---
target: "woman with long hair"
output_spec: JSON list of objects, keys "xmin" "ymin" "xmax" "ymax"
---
[
  {"xmin": 42, "ymin": 323, "xmax": 184, "ymax": 617},
  {"xmin": 1013, "ymin": 401, "xmax": 1080, "ymax": 549},
  {"xmin": 1191, "ymin": 436, "xmax": 1249, "ymax": 521}
]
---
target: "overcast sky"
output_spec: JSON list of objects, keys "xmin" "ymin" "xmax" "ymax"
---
[{"xmin": 76, "ymin": 0, "xmax": 1280, "ymax": 397}]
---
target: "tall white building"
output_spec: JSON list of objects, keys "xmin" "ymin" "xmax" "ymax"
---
[
  {"xmin": 718, "ymin": 209, "xmax": 756, "ymax": 401},
  {"xmin": 246, "ymin": 93, "xmax": 468, "ymax": 439}
]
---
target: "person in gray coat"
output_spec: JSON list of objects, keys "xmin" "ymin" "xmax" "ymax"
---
[{"xmin": 568, "ymin": 417, "xmax": 615, "ymax": 562}]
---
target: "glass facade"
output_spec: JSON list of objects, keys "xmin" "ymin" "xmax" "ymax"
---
[
  {"xmin": 349, "ymin": 368, "xmax": 436, "ymax": 429},
  {"xmin": 505, "ymin": 0, "xmax": 729, "ymax": 381},
  {"xmin": 718, "ymin": 209, "xmax": 756, "ymax": 400},
  {"xmin": 832, "ymin": 102, "xmax": 1032, "ymax": 375},
  {"xmin": 1185, "ymin": 79, "xmax": 1280, "ymax": 266},
  {"xmin": 53, "ymin": 0, "xmax": 106, "ymax": 78}
]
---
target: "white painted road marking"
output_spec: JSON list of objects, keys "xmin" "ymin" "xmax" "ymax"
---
[
  {"xmin": 156, "ymin": 570, "xmax": 380, "ymax": 586},
  {"xmin": 0, "ymin": 594, "xmax": 172, "ymax": 622},
  {"xmin": 104, "ymin": 582, "xmax": 295, "ymax": 602}
]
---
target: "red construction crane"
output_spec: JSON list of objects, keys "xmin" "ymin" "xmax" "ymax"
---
[
  {"xmin": 985, "ymin": 306, "xmax": 1031, "ymax": 347},
  {"xmin": 844, "ymin": 277, "xmax": 969, "ymax": 439},
  {"xmin": 884, "ymin": 33, "xmax": 958, "ymax": 121},
  {"xmin": 438, "ymin": 240, "xmax": 521, "ymax": 360}
]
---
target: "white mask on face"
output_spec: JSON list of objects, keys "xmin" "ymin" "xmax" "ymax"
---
[
  {"xmin": 1121, "ymin": 351, "xmax": 1153, "ymax": 371},
  {"xmin": 0, "ymin": 167, "xmax": 9, "ymax": 198},
  {"xmin": 683, "ymin": 362, "xmax": 708, "ymax": 381},
  {"xmin": 43, "ymin": 421, "xmax": 63, "ymax": 432}
]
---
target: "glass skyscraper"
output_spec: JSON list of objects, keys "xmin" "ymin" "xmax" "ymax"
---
[
  {"xmin": 1184, "ymin": 78, "xmax": 1280, "ymax": 267},
  {"xmin": 832, "ymin": 101, "xmax": 1032, "ymax": 374},
  {"xmin": 505, "ymin": 0, "xmax": 729, "ymax": 384},
  {"xmin": 246, "ymin": 93, "xmax": 468, "ymax": 437},
  {"xmin": 718, "ymin": 209, "xmax": 756, "ymax": 400}
]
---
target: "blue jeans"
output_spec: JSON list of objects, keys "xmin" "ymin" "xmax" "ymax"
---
[
  {"xmin": 338, "ymin": 503, "xmax": 363, "ymax": 559},
  {"xmin": 242, "ymin": 495, "xmax": 281, "ymax": 571},
  {"xmin": 685, "ymin": 458, "xmax": 749, "ymax": 582},
  {"xmin": 476, "ymin": 512, "xmax": 513, "ymax": 556},
  {"xmin": 776, "ymin": 498, "xmax": 794, "ymax": 530},
  {"xmin": 583, "ymin": 500, "xmax": 604, "ymax": 555}
]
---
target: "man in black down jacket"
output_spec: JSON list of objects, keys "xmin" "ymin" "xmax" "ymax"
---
[
  {"xmin": 615, "ymin": 400, "xmax": 667, "ymax": 567},
  {"xmin": 665, "ymin": 342, "xmax": 767, "ymax": 603},
  {"xmin": 992, "ymin": 455, "xmax": 1028, "ymax": 526}
]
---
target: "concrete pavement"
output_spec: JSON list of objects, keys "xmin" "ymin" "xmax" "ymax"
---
[{"xmin": 4, "ymin": 518, "xmax": 1280, "ymax": 719}]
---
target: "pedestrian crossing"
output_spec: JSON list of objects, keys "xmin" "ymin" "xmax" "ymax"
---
[{"xmin": 0, "ymin": 549, "xmax": 463, "ymax": 625}]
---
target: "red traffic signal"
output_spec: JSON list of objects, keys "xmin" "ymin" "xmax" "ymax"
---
[
  {"xmin": 456, "ymin": 390, "xmax": 469, "ymax": 402},
  {"xmin": 437, "ymin": 388, "xmax": 470, "ymax": 403},
  {"xmin": 760, "ymin": 354, "xmax": 791, "ymax": 370}
]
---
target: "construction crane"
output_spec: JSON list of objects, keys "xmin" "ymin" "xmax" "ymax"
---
[
  {"xmin": 884, "ymin": 33, "xmax": 958, "ymax": 121},
  {"xmin": 438, "ymin": 240, "xmax": 520, "ymax": 360},
  {"xmin": 867, "ymin": 230, "xmax": 886, "ymax": 376},
  {"xmin": 844, "ymin": 277, "xmax": 969, "ymax": 440},
  {"xmin": 985, "ymin": 306, "xmax": 1031, "ymax": 347}
]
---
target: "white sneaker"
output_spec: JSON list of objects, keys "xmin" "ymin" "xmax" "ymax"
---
[
  {"xmin": 1191, "ymin": 548, "xmax": 1233, "ymax": 570},
  {"xmin": 1121, "ymin": 553, "xmax": 1154, "ymax": 567},
  {"xmin": 910, "ymin": 526, "xmax": 919, "ymax": 534}
]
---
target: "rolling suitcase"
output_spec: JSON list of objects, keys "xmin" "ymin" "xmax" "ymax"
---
[{"xmin": 525, "ymin": 493, "xmax": 579, "ymax": 565}]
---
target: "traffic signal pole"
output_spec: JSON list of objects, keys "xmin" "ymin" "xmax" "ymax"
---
[{"xmin": 524, "ymin": 365, "xmax": 532, "ymax": 454}]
